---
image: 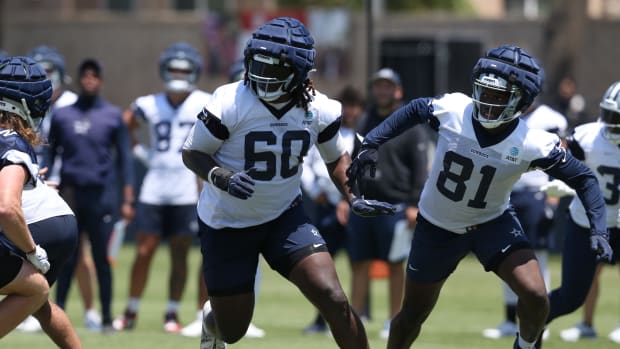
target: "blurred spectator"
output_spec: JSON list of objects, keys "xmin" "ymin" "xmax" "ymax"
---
[
  {"xmin": 44, "ymin": 58, "xmax": 136, "ymax": 332},
  {"xmin": 348, "ymin": 68, "xmax": 430, "ymax": 339},
  {"xmin": 16, "ymin": 45, "xmax": 103, "ymax": 333},
  {"xmin": 553, "ymin": 76, "xmax": 588, "ymax": 128},
  {"xmin": 301, "ymin": 85, "xmax": 365, "ymax": 334}
]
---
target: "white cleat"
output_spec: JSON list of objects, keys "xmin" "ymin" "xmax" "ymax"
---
[
  {"xmin": 84, "ymin": 309, "xmax": 102, "ymax": 331},
  {"xmin": 560, "ymin": 323, "xmax": 597, "ymax": 342},
  {"xmin": 16, "ymin": 316, "xmax": 42, "ymax": 333},
  {"xmin": 609, "ymin": 324, "xmax": 620, "ymax": 343},
  {"xmin": 482, "ymin": 321, "xmax": 518, "ymax": 339},
  {"xmin": 244, "ymin": 323, "xmax": 266, "ymax": 338},
  {"xmin": 181, "ymin": 317, "xmax": 203, "ymax": 338}
]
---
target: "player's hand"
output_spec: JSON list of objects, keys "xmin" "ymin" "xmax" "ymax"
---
[
  {"xmin": 590, "ymin": 231, "xmax": 613, "ymax": 262},
  {"xmin": 26, "ymin": 245, "xmax": 50, "ymax": 274},
  {"xmin": 227, "ymin": 169, "xmax": 255, "ymax": 200},
  {"xmin": 210, "ymin": 167, "xmax": 256, "ymax": 200},
  {"xmin": 346, "ymin": 147, "xmax": 378, "ymax": 191},
  {"xmin": 540, "ymin": 179, "xmax": 576, "ymax": 197},
  {"xmin": 350, "ymin": 197, "xmax": 396, "ymax": 217}
]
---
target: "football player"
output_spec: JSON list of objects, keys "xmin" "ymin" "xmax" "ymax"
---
[
  {"xmin": 182, "ymin": 17, "xmax": 394, "ymax": 349},
  {"xmin": 347, "ymin": 45, "xmax": 611, "ymax": 349},
  {"xmin": 544, "ymin": 80, "xmax": 620, "ymax": 343},
  {"xmin": 0, "ymin": 56, "xmax": 81, "ymax": 347},
  {"xmin": 114, "ymin": 42, "xmax": 210, "ymax": 333}
]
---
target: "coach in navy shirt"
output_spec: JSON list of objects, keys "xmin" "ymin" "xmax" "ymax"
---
[{"xmin": 44, "ymin": 58, "xmax": 135, "ymax": 331}]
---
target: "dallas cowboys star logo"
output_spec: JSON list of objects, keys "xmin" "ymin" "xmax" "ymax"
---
[{"xmin": 508, "ymin": 228, "xmax": 522, "ymax": 237}]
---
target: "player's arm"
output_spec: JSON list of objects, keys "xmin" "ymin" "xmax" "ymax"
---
[
  {"xmin": 182, "ymin": 109, "xmax": 254, "ymax": 200},
  {"xmin": 536, "ymin": 144, "xmax": 611, "ymax": 261}
]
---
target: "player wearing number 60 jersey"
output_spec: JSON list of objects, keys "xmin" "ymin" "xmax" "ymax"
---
[
  {"xmin": 347, "ymin": 45, "xmax": 611, "ymax": 349},
  {"xmin": 182, "ymin": 17, "xmax": 394, "ymax": 349}
]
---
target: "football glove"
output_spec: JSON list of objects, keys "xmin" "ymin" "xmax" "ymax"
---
[
  {"xmin": 590, "ymin": 230, "xmax": 613, "ymax": 262},
  {"xmin": 209, "ymin": 167, "xmax": 255, "ymax": 200},
  {"xmin": 26, "ymin": 245, "xmax": 50, "ymax": 274},
  {"xmin": 346, "ymin": 147, "xmax": 378, "ymax": 191},
  {"xmin": 350, "ymin": 197, "xmax": 396, "ymax": 217},
  {"xmin": 540, "ymin": 179, "xmax": 576, "ymax": 198}
]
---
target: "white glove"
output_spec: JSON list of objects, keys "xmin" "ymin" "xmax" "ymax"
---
[
  {"xmin": 26, "ymin": 245, "xmax": 50, "ymax": 274},
  {"xmin": 540, "ymin": 179, "xmax": 576, "ymax": 198}
]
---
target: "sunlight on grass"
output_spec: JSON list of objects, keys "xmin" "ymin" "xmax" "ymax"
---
[{"xmin": 3, "ymin": 245, "xmax": 619, "ymax": 349}]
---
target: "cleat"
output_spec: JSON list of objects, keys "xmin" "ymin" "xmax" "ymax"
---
[
  {"xmin": 181, "ymin": 317, "xmax": 203, "ymax": 338},
  {"xmin": 84, "ymin": 309, "xmax": 102, "ymax": 331},
  {"xmin": 379, "ymin": 320, "xmax": 390, "ymax": 339},
  {"xmin": 112, "ymin": 309, "xmax": 137, "ymax": 331},
  {"xmin": 163, "ymin": 312, "xmax": 182, "ymax": 333},
  {"xmin": 559, "ymin": 322, "xmax": 597, "ymax": 342},
  {"xmin": 244, "ymin": 322, "xmax": 266, "ymax": 338},
  {"xmin": 482, "ymin": 320, "xmax": 518, "ymax": 339},
  {"xmin": 16, "ymin": 316, "xmax": 42, "ymax": 333},
  {"xmin": 609, "ymin": 324, "xmax": 620, "ymax": 343}
]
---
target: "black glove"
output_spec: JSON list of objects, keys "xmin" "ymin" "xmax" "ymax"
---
[
  {"xmin": 350, "ymin": 197, "xmax": 396, "ymax": 217},
  {"xmin": 209, "ymin": 167, "xmax": 255, "ymax": 200},
  {"xmin": 590, "ymin": 230, "xmax": 613, "ymax": 262},
  {"xmin": 346, "ymin": 147, "xmax": 378, "ymax": 192}
]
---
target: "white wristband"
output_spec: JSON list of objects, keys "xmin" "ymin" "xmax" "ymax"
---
[{"xmin": 207, "ymin": 166, "xmax": 220, "ymax": 186}]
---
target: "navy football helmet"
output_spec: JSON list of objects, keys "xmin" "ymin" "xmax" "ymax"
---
[
  {"xmin": 244, "ymin": 17, "xmax": 315, "ymax": 102},
  {"xmin": 599, "ymin": 80, "xmax": 620, "ymax": 143},
  {"xmin": 471, "ymin": 45, "xmax": 543, "ymax": 129},
  {"xmin": 159, "ymin": 42, "xmax": 203, "ymax": 93},
  {"xmin": 28, "ymin": 45, "xmax": 67, "ymax": 91},
  {"xmin": 0, "ymin": 56, "xmax": 52, "ymax": 128}
]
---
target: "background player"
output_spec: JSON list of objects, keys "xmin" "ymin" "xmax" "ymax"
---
[{"xmin": 113, "ymin": 42, "xmax": 209, "ymax": 333}]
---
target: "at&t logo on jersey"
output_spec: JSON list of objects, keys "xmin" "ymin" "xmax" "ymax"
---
[{"xmin": 503, "ymin": 146, "xmax": 520, "ymax": 164}]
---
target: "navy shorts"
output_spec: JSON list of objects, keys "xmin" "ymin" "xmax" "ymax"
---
[
  {"xmin": 199, "ymin": 197, "xmax": 327, "ymax": 296},
  {"xmin": 407, "ymin": 208, "xmax": 532, "ymax": 283},
  {"xmin": 136, "ymin": 203, "xmax": 198, "ymax": 237},
  {"xmin": 0, "ymin": 214, "xmax": 78, "ymax": 286},
  {"xmin": 0, "ymin": 247, "xmax": 23, "ymax": 289},
  {"xmin": 510, "ymin": 190, "xmax": 551, "ymax": 249},
  {"xmin": 346, "ymin": 207, "xmax": 409, "ymax": 262}
]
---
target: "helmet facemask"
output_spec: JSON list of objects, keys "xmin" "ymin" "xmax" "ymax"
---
[
  {"xmin": 162, "ymin": 58, "xmax": 198, "ymax": 93},
  {"xmin": 600, "ymin": 108, "xmax": 620, "ymax": 144},
  {"xmin": 472, "ymin": 73, "xmax": 523, "ymax": 129},
  {"xmin": 248, "ymin": 54, "xmax": 295, "ymax": 102}
]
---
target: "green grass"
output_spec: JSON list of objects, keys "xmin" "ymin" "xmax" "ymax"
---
[{"xmin": 4, "ymin": 244, "xmax": 620, "ymax": 348}]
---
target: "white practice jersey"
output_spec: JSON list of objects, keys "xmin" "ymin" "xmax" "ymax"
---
[
  {"xmin": 134, "ymin": 90, "xmax": 212, "ymax": 205},
  {"xmin": 419, "ymin": 93, "xmax": 562, "ymax": 233},
  {"xmin": 184, "ymin": 81, "xmax": 346, "ymax": 229},
  {"xmin": 301, "ymin": 127, "xmax": 356, "ymax": 206},
  {"xmin": 513, "ymin": 104, "xmax": 568, "ymax": 191},
  {"xmin": 0, "ymin": 129, "xmax": 73, "ymax": 224},
  {"xmin": 568, "ymin": 122, "xmax": 620, "ymax": 228}
]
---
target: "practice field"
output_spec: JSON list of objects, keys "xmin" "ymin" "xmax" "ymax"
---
[{"xmin": 4, "ymin": 244, "xmax": 620, "ymax": 349}]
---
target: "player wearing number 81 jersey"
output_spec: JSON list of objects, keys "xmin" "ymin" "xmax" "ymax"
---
[{"xmin": 347, "ymin": 45, "xmax": 611, "ymax": 349}]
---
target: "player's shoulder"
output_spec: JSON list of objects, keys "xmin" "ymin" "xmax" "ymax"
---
[
  {"xmin": 53, "ymin": 90, "xmax": 78, "ymax": 109},
  {"xmin": 0, "ymin": 128, "xmax": 31, "ymax": 154},
  {"xmin": 520, "ymin": 126, "xmax": 560, "ymax": 157},
  {"xmin": 431, "ymin": 92, "xmax": 471, "ymax": 120},
  {"xmin": 573, "ymin": 121, "xmax": 601, "ymax": 135},
  {"xmin": 133, "ymin": 92, "xmax": 160, "ymax": 108},
  {"xmin": 309, "ymin": 90, "xmax": 341, "ymax": 122}
]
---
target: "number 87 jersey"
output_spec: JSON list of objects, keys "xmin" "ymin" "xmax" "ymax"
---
[
  {"xmin": 418, "ymin": 92, "xmax": 564, "ymax": 233},
  {"xmin": 183, "ymin": 81, "xmax": 346, "ymax": 229}
]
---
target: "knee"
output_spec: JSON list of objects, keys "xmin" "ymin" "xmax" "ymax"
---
[
  {"xmin": 318, "ymin": 285, "xmax": 349, "ymax": 313},
  {"xmin": 520, "ymin": 284, "xmax": 549, "ymax": 311}
]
